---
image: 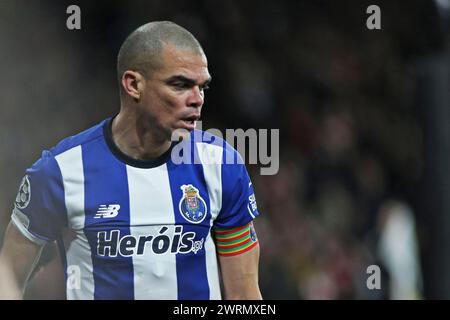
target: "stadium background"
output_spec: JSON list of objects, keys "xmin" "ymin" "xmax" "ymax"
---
[{"xmin": 1, "ymin": 0, "xmax": 449, "ymax": 299}]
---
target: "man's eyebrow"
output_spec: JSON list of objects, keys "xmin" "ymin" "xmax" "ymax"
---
[
  {"xmin": 165, "ymin": 75, "xmax": 212, "ymax": 86},
  {"xmin": 202, "ymin": 77, "xmax": 212, "ymax": 86}
]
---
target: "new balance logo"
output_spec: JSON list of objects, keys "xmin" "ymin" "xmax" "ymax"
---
[{"xmin": 94, "ymin": 204, "xmax": 120, "ymax": 218}]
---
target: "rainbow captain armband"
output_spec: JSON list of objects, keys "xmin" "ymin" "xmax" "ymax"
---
[{"xmin": 214, "ymin": 222, "xmax": 258, "ymax": 256}]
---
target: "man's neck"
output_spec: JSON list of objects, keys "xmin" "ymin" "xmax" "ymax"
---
[{"xmin": 111, "ymin": 111, "xmax": 172, "ymax": 161}]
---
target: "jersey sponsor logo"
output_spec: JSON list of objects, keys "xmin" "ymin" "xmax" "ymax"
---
[
  {"xmin": 96, "ymin": 226, "xmax": 204, "ymax": 257},
  {"xmin": 248, "ymin": 193, "xmax": 258, "ymax": 212},
  {"xmin": 179, "ymin": 184, "xmax": 207, "ymax": 224},
  {"xmin": 15, "ymin": 175, "xmax": 31, "ymax": 210},
  {"xmin": 94, "ymin": 204, "xmax": 120, "ymax": 218}
]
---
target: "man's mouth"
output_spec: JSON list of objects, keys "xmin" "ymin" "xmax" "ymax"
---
[
  {"xmin": 179, "ymin": 114, "xmax": 200, "ymax": 129},
  {"xmin": 184, "ymin": 114, "xmax": 200, "ymax": 122}
]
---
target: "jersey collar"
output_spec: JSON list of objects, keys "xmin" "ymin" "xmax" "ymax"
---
[{"xmin": 103, "ymin": 116, "xmax": 177, "ymax": 169}]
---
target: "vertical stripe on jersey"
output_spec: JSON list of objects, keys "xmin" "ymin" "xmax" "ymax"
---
[
  {"xmin": 167, "ymin": 149, "xmax": 211, "ymax": 299},
  {"xmin": 55, "ymin": 146, "xmax": 95, "ymax": 300},
  {"xmin": 126, "ymin": 165, "xmax": 178, "ymax": 299},
  {"xmin": 196, "ymin": 142, "xmax": 223, "ymax": 299},
  {"xmin": 204, "ymin": 234, "xmax": 221, "ymax": 299},
  {"xmin": 82, "ymin": 140, "xmax": 134, "ymax": 300}
]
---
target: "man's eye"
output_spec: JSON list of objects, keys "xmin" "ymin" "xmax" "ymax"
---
[
  {"xmin": 201, "ymin": 84, "xmax": 210, "ymax": 91},
  {"xmin": 173, "ymin": 83, "xmax": 188, "ymax": 89}
]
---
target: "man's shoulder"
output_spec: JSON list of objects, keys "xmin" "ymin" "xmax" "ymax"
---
[
  {"xmin": 49, "ymin": 118, "xmax": 109, "ymax": 157},
  {"xmin": 26, "ymin": 118, "xmax": 108, "ymax": 175}
]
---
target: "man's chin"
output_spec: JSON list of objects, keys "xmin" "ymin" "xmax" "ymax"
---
[
  {"xmin": 180, "ymin": 120, "xmax": 197, "ymax": 131},
  {"xmin": 170, "ymin": 127, "xmax": 192, "ymax": 142}
]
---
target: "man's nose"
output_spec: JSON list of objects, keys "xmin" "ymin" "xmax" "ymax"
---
[{"xmin": 187, "ymin": 86, "xmax": 204, "ymax": 107}]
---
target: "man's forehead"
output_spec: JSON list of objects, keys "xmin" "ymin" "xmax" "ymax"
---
[
  {"xmin": 161, "ymin": 43, "xmax": 207, "ymax": 66},
  {"xmin": 156, "ymin": 45, "xmax": 210, "ymax": 82}
]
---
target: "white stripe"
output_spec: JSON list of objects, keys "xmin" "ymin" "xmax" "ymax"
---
[
  {"xmin": 196, "ymin": 143, "xmax": 223, "ymax": 221},
  {"xmin": 55, "ymin": 147, "xmax": 85, "ymax": 230},
  {"xmin": 64, "ymin": 233, "xmax": 95, "ymax": 300},
  {"xmin": 196, "ymin": 142, "xmax": 223, "ymax": 299},
  {"xmin": 11, "ymin": 208, "xmax": 47, "ymax": 246},
  {"xmin": 126, "ymin": 164, "xmax": 178, "ymax": 299},
  {"xmin": 55, "ymin": 147, "xmax": 95, "ymax": 300},
  {"xmin": 247, "ymin": 204, "xmax": 256, "ymax": 219},
  {"xmin": 204, "ymin": 234, "xmax": 222, "ymax": 299}
]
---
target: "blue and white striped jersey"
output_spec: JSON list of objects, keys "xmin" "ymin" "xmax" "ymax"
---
[{"xmin": 11, "ymin": 117, "xmax": 260, "ymax": 300}]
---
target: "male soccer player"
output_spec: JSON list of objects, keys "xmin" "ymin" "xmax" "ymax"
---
[{"xmin": 0, "ymin": 21, "xmax": 262, "ymax": 300}]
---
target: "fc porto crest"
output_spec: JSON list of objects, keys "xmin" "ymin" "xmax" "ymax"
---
[
  {"xmin": 179, "ymin": 184, "xmax": 207, "ymax": 224},
  {"xmin": 15, "ymin": 175, "xmax": 31, "ymax": 210}
]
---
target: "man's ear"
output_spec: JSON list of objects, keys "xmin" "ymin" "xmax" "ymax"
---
[{"xmin": 121, "ymin": 71, "xmax": 145, "ymax": 101}]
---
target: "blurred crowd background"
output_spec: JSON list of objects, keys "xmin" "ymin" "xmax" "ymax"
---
[{"xmin": 1, "ymin": 0, "xmax": 449, "ymax": 299}]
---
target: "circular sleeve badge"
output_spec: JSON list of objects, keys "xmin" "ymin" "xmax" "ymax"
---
[{"xmin": 15, "ymin": 175, "xmax": 31, "ymax": 209}]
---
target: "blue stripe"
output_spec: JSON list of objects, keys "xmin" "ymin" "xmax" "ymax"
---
[
  {"xmin": 23, "ymin": 151, "xmax": 68, "ymax": 242},
  {"xmin": 216, "ymin": 145, "xmax": 259, "ymax": 229},
  {"xmin": 82, "ymin": 139, "xmax": 134, "ymax": 300},
  {"xmin": 167, "ymin": 140, "xmax": 211, "ymax": 299}
]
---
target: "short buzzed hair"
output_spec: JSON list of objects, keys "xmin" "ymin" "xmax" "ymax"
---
[{"xmin": 117, "ymin": 21, "xmax": 204, "ymax": 95}]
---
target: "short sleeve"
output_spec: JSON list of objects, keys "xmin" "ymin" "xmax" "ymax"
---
[
  {"xmin": 11, "ymin": 150, "xmax": 67, "ymax": 245},
  {"xmin": 214, "ymin": 148, "xmax": 260, "ymax": 229}
]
